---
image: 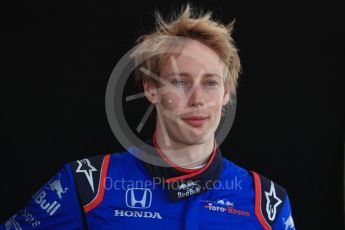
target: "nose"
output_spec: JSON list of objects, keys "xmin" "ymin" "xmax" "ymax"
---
[{"xmin": 187, "ymin": 84, "xmax": 204, "ymax": 107}]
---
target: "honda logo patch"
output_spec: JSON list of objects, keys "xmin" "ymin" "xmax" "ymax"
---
[{"xmin": 125, "ymin": 188, "xmax": 152, "ymax": 209}]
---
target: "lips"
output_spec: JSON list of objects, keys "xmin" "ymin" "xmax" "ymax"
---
[{"xmin": 181, "ymin": 116, "xmax": 209, "ymax": 127}]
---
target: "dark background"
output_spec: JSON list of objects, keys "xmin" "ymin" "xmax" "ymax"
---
[{"xmin": 2, "ymin": 0, "xmax": 344, "ymax": 229}]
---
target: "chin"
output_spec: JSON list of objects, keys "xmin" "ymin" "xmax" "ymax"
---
[{"xmin": 183, "ymin": 131, "xmax": 211, "ymax": 144}]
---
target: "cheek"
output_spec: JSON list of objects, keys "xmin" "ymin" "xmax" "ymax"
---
[
  {"xmin": 204, "ymin": 94, "xmax": 224, "ymax": 120},
  {"xmin": 206, "ymin": 91, "xmax": 224, "ymax": 107},
  {"xmin": 160, "ymin": 91, "xmax": 184, "ymax": 112}
]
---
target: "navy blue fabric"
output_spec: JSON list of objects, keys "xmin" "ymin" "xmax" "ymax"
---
[{"xmin": 1, "ymin": 148, "xmax": 295, "ymax": 230}]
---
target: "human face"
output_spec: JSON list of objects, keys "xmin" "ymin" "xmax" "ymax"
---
[{"xmin": 146, "ymin": 40, "xmax": 230, "ymax": 145}]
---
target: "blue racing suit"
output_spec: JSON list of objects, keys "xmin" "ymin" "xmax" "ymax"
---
[{"xmin": 1, "ymin": 136, "xmax": 296, "ymax": 229}]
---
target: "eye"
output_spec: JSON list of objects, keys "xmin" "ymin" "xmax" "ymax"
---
[
  {"xmin": 204, "ymin": 81, "xmax": 218, "ymax": 87},
  {"xmin": 174, "ymin": 80, "xmax": 187, "ymax": 87}
]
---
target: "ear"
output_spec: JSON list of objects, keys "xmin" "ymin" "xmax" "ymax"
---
[
  {"xmin": 143, "ymin": 79, "xmax": 159, "ymax": 104},
  {"xmin": 222, "ymin": 86, "xmax": 230, "ymax": 106}
]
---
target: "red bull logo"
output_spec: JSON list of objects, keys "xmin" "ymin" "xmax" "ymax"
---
[
  {"xmin": 33, "ymin": 190, "xmax": 61, "ymax": 216},
  {"xmin": 45, "ymin": 173, "xmax": 68, "ymax": 199}
]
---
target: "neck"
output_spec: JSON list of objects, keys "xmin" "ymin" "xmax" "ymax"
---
[{"xmin": 153, "ymin": 128, "xmax": 215, "ymax": 169}]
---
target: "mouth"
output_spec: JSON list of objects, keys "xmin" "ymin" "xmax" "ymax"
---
[{"xmin": 181, "ymin": 116, "xmax": 209, "ymax": 127}]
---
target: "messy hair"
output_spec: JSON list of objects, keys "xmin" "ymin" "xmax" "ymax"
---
[{"xmin": 131, "ymin": 4, "xmax": 241, "ymax": 101}]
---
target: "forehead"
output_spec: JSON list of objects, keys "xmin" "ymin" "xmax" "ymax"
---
[{"xmin": 160, "ymin": 40, "xmax": 224, "ymax": 77}]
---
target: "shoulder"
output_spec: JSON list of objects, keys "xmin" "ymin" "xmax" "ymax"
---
[
  {"xmin": 68, "ymin": 151, "xmax": 134, "ymax": 177},
  {"xmin": 68, "ymin": 151, "xmax": 134, "ymax": 185},
  {"xmin": 221, "ymin": 158, "xmax": 292, "ymax": 229},
  {"xmin": 251, "ymin": 171, "xmax": 288, "ymax": 228},
  {"xmin": 67, "ymin": 151, "xmax": 133, "ymax": 212},
  {"xmin": 221, "ymin": 158, "xmax": 288, "ymax": 195}
]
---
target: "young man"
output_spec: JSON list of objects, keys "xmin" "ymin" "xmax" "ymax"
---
[{"xmin": 1, "ymin": 5, "xmax": 295, "ymax": 230}]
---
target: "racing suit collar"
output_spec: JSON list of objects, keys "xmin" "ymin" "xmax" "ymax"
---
[
  {"xmin": 152, "ymin": 132, "xmax": 217, "ymax": 176},
  {"xmin": 140, "ymin": 134, "xmax": 224, "ymax": 201}
]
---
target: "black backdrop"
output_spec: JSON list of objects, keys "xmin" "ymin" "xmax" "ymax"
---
[{"xmin": 2, "ymin": 0, "xmax": 344, "ymax": 229}]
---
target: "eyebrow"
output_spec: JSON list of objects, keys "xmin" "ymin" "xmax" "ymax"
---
[{"xmin": 165, "ymin": 72, "xmax": 222, "ymax": 78}]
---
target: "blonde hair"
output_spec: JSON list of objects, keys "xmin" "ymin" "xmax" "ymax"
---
[{"xmin": 131, "ymin": 4, "xmax": 241, "ymax": 99}]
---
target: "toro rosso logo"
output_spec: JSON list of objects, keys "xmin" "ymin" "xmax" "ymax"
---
[
  {"xmin": 201, "ymin": 199, "xmax": 250, "ymax": 217},
  {"xmin": 177, "ymin": 181, "xmax": 197, "ymax": 190}
]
